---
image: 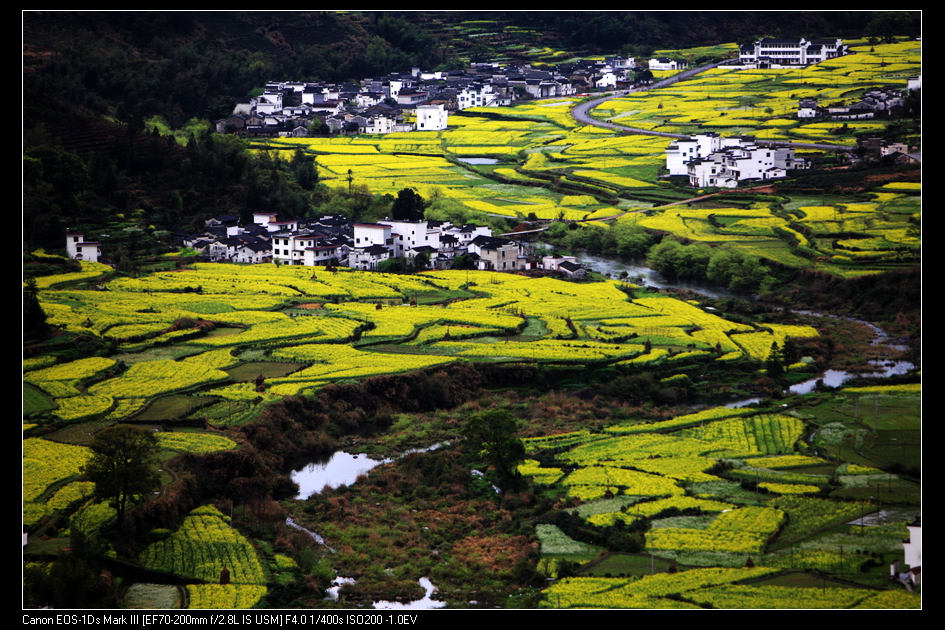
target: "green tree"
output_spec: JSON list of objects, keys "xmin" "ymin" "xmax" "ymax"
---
[
  {"xmin": 290, "ymin": 148, "xmax": 318, "ymax": 191},
  {"xmin": 461, "ymin": 409, "xmax": 525, "ymax": 489},
  {"xmin": 611, "ymin": 221, "xmax": 656, "ymax": 258},
  {"xmin": 23, "ymin": 277, "xmax": 49, "ymax": 342},
  {"xmin": 765, "ymin": 341, "xmax": 785, "ymax": 378},
  {"xmin": 647, "ymin": 239, "xmax": 712, "ymax": 281},
  {"xmin": 81, "ymin": 425, "xmax": 161, "ymax": 523},
  {"xmin": 706, "ymin": 248, "xmax": 768, "ymax": 293},
  {"xmin": 391, "ymin": 187, "xmax": 425, "ymax": 221}
]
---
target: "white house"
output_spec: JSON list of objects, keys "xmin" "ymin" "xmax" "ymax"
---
[
  {"xmin": 378, "ymin": 219, "xmax": 440, "ymax": 257},
  {"xmin": 606, "ymin": 55, "xmax": 635, "ymax": 71},
  {"xmin": 396, "ymin": 89, "xmax": 428, "ymax": 107},
  {"xmin": 229, "ymin": 237, "xmax": 271, "ymax": 264},
  {"xmin": 678, "ymin": 136, "xmax": 806, "ymax": 188},
  {"xmin": 541, "ymin": 255, "xmax": 578, "ymax": 271},
  {"xmin": 665, "ymin": 138, "xmax": 702, "ymax": 176},
  {"xmin": 65, "ymin": 232, "xmax": 101, "ymax": 263},
  {"xmin": 302, "ymin": 243, "xmax": 347, "ymax": 267},
  {"xmin": 415, "ymin": 104, "xmax": 448, "ymax": 131},
  {"xmin": 797, "ymin": 98, "xmax": 820, "ymax": 119},
  {"xmin": 348, "ymin": 244, "xmax": 391, "ymax": 270},
  {"xmin": 255, "ymin": 92, "xmax": 283, "ymax": 115},
  {"xmin": 352, "ymin": 223, "xmax": 393, "ymax": 249},
  {"xmin": 365, "ymin": 114, "xmax": 397, "ymax": 135},
  {"xmin": 594, "ymin": 67, "xmax": 619, "ymax": 89},
  {"xmin": 903, "ymin": 519, "xmax": 921, "ymax": 576},
  {"xmin": 649, "ymin": 57, "xmax": 687, "ymax": 71},
  {"xmin": 890, "ymin": 518, "xmax": 922, "ymax": 589},
  {"xmin": 405, "ymin": 245, "xmax": 437, "ymax": 269},
  {"xmin": 468, "ymin": 235, "xmax": 528, "ymax": 272},
  {"xmin": 880, "ymin": 142, "xmax": 909, "ymax": 157},
  {"xmin": 457, "ymin": 83, "xmax": 498, "ymax": 109},
  {"xmin": 253, "ymin": 212, "xmax": 280, "ymax": 229},
  {"xmin": 271, "ymin": 231, "xmax": 317, "ymax": 265},
  {"xmin": 665, "ymin": 133, "xmax": 745, "ymax": 176},
  {"xmin": 740, "ymin": 37, "xmax": 846, "ymax": 68},
  {"xmin": 356, "ymin": 91, "xmax": 386, "ymax": 108}
]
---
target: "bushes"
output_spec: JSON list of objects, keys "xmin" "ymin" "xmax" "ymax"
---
[{"xmin": 647, "ymin": 238, "xmax": 772, "ymax": 293}]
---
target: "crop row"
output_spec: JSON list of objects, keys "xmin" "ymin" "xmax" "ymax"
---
[
  {"xmin": 185, "ymin": 584, "xmax": 267, "ymax": 610},
  {"xmin": 541, "ymin": 566, "xmax": 780, "ymax": 608},
  {"xmin": 87, "ymin": 359, "xmax": 230, "ymax": 399},
  {"xmin": 23, "ymin": 438, "xmax": 92, "ymax": 503},
  {"xmin": 561, "ymin": 465, "xmax": 685, "ymax": 498},
  {"xmin": 767, "ymin": 496, "xmax": 876, "ymax": 544},
  {"xmin": 155, "ymin": 432, "xmax": 238, "ymax": 454},
  {"xmin": 678, "ymin": 414, "xmax": 805, "ymax": 457},
  {"xmin": 139, "ymin": 505, "xmax": 266, "ymax": 585},
  {"xmin": 266, "ymin": 344, "xmax": 457, "ymax": 395},
  {"xmin": 686, "ymin": 584, "xmax": 877, "ymax": 609},
  {"xmin": 603, "ymin": 406, "xmax": 753, "ymax": 435}
]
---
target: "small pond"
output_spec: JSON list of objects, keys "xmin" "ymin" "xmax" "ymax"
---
[
  {"xmin": 291, "ymin": 451, "xmax": 388, "ymax": 500},
  {"xmin": 291, "ymin": 444, "xmax": 446, "ymax": 500},
  {"xmin": 456, "ymin": 157, "xmax": 499, "ymax": 165}
]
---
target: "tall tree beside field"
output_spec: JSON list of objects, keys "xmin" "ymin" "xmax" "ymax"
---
[
  {"xmin": 461, "ymin": 408, "xmax": 526, "ymax": 490},
  {"xmin": 23, "ymin": 277, "xmax": 50, "ymax": 342},
  {"xmin": 81, "ymin": 425, "xmax": 162, "ymax": 524},
  {"xmin": 391, "ymin": 187, "xmax": 426, "ymax": 221}
]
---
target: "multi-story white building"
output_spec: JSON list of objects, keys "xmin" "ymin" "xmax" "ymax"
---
[
  {"xmin": 302, "ymin": 243, "xmax": 347, "ymax": 267},
  {"xmin": 415, "ymin": 104, "xmax": 448, "ymax": 131},
  {"xmin": 457, "ymin": 83, "xmax": 498, "ymax": 110},
  {"xmin": 665, "ymin": 133, "xmax": 745, "ymax": 176},
  {"xmin": 686, "ymin": 140, "xmax": 806, "ymax": 188},
  {"xmin": 348, "ymin": 244, "xmax": 392, "ymax": 270},
  {"xmin": 378, "ymin": 219, "xmax": 440, "ymax": 257},
  {"xmin": 255, "ymin": 91, "xmax": 283, "ymax": 115},
  {"xmin": 595, "ymin": 67, "xmax": 619, "ymax": 89},
  {"xmin": 352, "ymin": 223, "xmax": 393, "ymax": 249},
  {"xmin": 271, "ymin": 230, "xmax": 323, "ymax": 265},
  {"xmin": 65, "ymin": 232, "xmax": 101, "ymax": 263},
  {"xmin": 365, "ymin": 114, "xmax": 397, "ymax": 135},
  {"xmin": 739, "ymin": 37, "xmax": 846, "ymax": 67},
  {"xmin": 667, "ymin": 133, "xmax": 807, "ymax": 188},
  {"xmin": 467, "ymin": 235, "xmax": 528, "ymax": 272}
]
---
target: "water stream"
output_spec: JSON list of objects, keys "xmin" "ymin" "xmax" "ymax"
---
[
  {"xmin": 372, "ymin": 577, "xmax": 446, "ymax": 610},
  {"xmin": 542, "ymin": 247, "xmax": 739, "ymax": 299},
  {"xmin": 558, "ymin": 250, "xmax": 916, "ymax": 405}
]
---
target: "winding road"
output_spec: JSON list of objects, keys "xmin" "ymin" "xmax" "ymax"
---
[{"xmin": 570, "ymin": 59, "xmax": 855, "ymax": 153}]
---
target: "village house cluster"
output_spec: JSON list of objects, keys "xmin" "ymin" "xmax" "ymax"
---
[
  {"xmin": 665, "ymin": 132, "xmax": 809, "ymax": 188},
  {"xmin": 797, "ymin": 83, "xmax": 917, "ymax": 121},
  {"xmin": 161, "ymin": 212, "xmax": 586, "ymax": 277},
  {"xmin": 214, "ymin": 55, "xmax": 656, "ymax": 138},
  {"xmin": 67, "ymin": 210, "xmax": 590, "ymax": 278}
]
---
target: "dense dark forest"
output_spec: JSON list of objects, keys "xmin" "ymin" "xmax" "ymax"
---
[{"xmin": 22, "ymin": 11, "xmax": 920, "ymax": 253}]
